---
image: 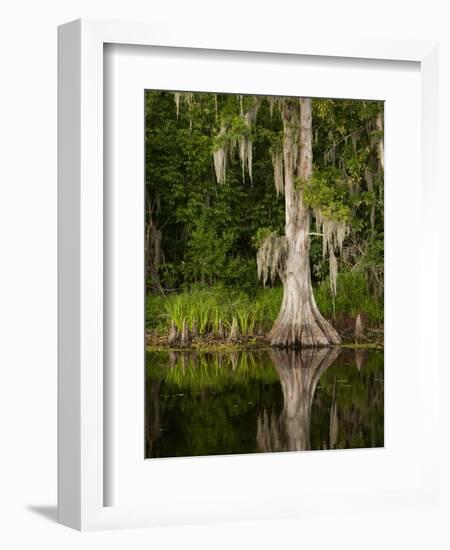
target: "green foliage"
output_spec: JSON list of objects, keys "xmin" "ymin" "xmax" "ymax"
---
[
  {"xmin": 311, "ymin": 98, "xmax": 384, "ymax": 235},
  {"xmin": 252, "ymin": 226, "xmax": 277, "ymax": 248},
  {"xmin": 315, "ymin": 270, "xmax": 384, "ymax": 324},
  {"xmin": 303, "ymin": 167, "xmax": 351, "ymax": 222},
  {"xmin": 145, "ymin": 91, "xmax": 285, "ymax": 293},
  {"xmin": 183, "ymin": 218, "xmax": 234, "ymax": 284},
  {"xmin": 145, "ymin": 91, "xmax": 384, "ymax": 329}
]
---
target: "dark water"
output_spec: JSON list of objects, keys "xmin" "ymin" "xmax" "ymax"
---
[{"xmin": 145, "ymin": 347, "xmax": 384, "ymax": 458}]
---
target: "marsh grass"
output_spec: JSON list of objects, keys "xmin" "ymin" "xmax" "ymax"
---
[
  {"xmin": 146, "ymin": 271, "xmax": 383, "ymax": 342},
  {"xmin": 146, "ymin": 286, "xmax": 283, "ymax": 339}
]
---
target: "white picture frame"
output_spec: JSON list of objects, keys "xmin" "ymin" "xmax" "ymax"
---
[{"xmin": 58, "ymin": 18, "xmax": 440, "ymax": 530}]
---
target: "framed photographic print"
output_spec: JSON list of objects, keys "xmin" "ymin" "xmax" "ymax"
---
[
  {"xmin": 142, "ymin": 89, "xmax": 385, "ymax": 460},
  {"xmin": 58, "ymin": 18, "xmax": 440, "ymax": 530}
]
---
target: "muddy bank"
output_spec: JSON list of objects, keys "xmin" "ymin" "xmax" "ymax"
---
[{"xmin": 145, "ymin": 320, "xmax": 383, "ymax": 352}]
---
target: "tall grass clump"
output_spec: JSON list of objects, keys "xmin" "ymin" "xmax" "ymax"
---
[
  {"xmin": 253, "ymin": 287, "xmax": 283, "ymax": 331},
  {"xmin": 146, "ymin": 285, "xmax": 284, "ymax": 339}
]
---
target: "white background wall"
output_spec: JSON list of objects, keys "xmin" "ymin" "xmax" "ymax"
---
[{"xmin": 0, "ymin": 1, "xmax": 449, "ymax": 548}]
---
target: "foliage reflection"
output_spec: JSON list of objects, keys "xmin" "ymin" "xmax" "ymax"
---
[{"xmin": 146, "ymin": 348, "xmax": 383, "ymax": 458}]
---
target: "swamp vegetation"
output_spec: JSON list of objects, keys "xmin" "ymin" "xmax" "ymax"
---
[
  {"xmin": 145, "ymin": 91, "xmax": 383, "ymax": 349},
  {"xmin": 145, "ymin": 91, "xmax": 384, "ymax": 457}
]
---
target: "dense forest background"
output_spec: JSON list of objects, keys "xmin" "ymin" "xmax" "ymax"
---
[{"xmin": 145, "ymin": 91, "xmax": 384, "ymax": 343}]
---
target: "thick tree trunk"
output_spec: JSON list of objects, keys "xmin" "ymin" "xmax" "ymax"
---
[{"xmin": 270, "ymin": 99, "xmax": 341, "ymax": 348}]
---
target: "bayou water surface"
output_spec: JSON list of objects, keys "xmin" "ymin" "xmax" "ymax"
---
[{"xmin": 145, "ymin": 348, "xmax": 383, "ymax": 458}]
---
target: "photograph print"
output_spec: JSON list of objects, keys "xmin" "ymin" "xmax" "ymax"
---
[{"xmin": 145, "ymin": 91, "xmax": 384, "ymax": 459}]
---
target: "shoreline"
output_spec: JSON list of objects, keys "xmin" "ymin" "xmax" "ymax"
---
[{"xmin": 145, "ymin": 330, "xmax": 384, "ymax": 353}]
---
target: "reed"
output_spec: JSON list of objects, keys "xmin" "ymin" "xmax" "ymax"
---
[
  {"xmin": 149, "ymin": 286, "xmax": 283, "ymax": 339},
  {"xmin": 147, "ymin": 277, "xmax": 381, "ymax": 342}
]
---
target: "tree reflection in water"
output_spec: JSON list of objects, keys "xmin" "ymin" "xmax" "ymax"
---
[
  {"xmin": 257, "ymin": 348, "xmax": 340, "ymax": 452},
  {"xmin": 146, "ymin": 347, "xmax": 383, "ymax": 458}
]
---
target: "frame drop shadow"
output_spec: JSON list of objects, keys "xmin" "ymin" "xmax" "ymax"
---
[{"xmin": 27, "ymin": 505, "xmax": 57, "ymax": 523}]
